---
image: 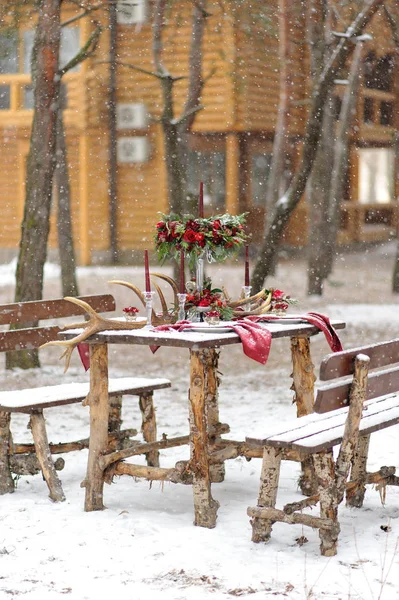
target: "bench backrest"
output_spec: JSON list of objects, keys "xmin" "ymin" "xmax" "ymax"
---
[
  {"xmin": 315, "ymin": 339, "xmax": 399, "ymax": 413},
  {"xmin": 0, "ymin": 294, "xmax": 116, "ymax": 353}
]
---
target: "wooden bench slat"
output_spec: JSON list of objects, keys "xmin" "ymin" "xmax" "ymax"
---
[
  {"xmin": 0, "ymin": 377, "xmax": 171, "ymax": 413},
  {"xmin": 247, "ymin": 393, "xmax": 399, "ymax": 449},
  {"xmin": 315, "ymin": 365, "xmax": 399, "ymax": 413},
  {"xmin": 319, "ymin": 339, "xmax": 399, "ymax": 381},
  {"xmin": 291, "ymin": 403, "xmax": 399, "ymax": 453},
  {"xmin": 0, "ymin": 294, "xmax": 116, "ymax": 326}
]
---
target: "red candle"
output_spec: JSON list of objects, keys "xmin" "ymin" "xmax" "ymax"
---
[
  {"xmin": 144, "ymin": 249, "xmax": 151, "ymax": 292},
  {"xmin": 244, "ymin": 245, "xmax": 250, "ymax": 287},
  {"xmin": 199, "ymin": 181, "xmax": 204, "ymax": 218},
  {"xmin": 180, "ymin": 250, "xmax": 185, "ymax": 294}
]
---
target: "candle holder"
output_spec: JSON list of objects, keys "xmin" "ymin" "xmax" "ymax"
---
[
  {"xmin": 196, "ymin": 255, "xmax": 204, "ymax": 294},
  {"xmin": 177, "ymin": 293, "xmax": 187, "ymax": 322},
  {"xmin": 143, "ymin": 291, "xmax": 155, "ymax": 327},
  {"xmin": 242, "ymin": 285, "xmax": 252, "ymax": 310}
]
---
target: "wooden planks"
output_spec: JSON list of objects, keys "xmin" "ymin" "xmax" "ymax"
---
[
  {"xmin": 0, "ymin": 294, "xmax": 116, "ymax": 326},
  {"xmin": 319, "ymin": 339, "xmax": 399, "ymax": 380}
]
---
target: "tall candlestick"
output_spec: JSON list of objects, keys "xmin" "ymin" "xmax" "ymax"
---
[
  {"xmin": 199, "ymin": 181, "xmax": 204, "ymax": 218},
  {"xmin": 180, "ymin": 250, "xmax": 185, "ymax": 294},
  {"xmin": 144, "ymin": 249, "xmax": 151, "ymax": 292},
  {"xmin": 244, "ymin": 245, "xmax": 250, "ymax": 287}
]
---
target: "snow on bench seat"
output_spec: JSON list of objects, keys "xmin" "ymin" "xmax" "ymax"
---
[
  {"xmin": 247, "ymin": 392, "xmax": 399, "ymax": 453},
  {"xmin": 0, "ymin": 377, "xmax": 171, "ymax": 413}
]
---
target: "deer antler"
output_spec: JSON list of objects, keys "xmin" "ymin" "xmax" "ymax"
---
[
  {"xmin": 40, "ymin": 297, "xmax": 146, "ymax": 372},
  {"xmin": 230, "ymin": 291, "xmax": 272, "ymax": 318}
]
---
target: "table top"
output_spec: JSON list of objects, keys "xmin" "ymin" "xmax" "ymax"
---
[{"xmin": 58, "ymin": 319, "xmax": 346, "ymax": 350}]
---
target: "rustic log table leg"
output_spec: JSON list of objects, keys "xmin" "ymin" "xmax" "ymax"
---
[
  {"xmin": 84, "ymin": 343, "xmax": 109, "ymax": 511},
  {"xmin": 139, "ymin": 391, "xmax": 160, "ymax": 467},
  {"xmin": 0, "ymin": 410, "xmax": 14, "ymax": 494},
  {"xmin": 188, "ymin": 348, "xmax": 220, "ymax": 528},
  {"xmin": 204, "ymin": 349, "xmax": 225, "ymax": 483},
  {"xmin": 290, "ymin": 336, "xmax": 318, "ymax": 496}
]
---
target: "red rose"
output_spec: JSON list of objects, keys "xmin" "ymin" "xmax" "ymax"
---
[
  {"xmin": 199, "ymin": 298, "xmax": 211, "ymax": 307},
  {"xmin": 186, "ymin": 220, "xmax": 200, "ymax": 232},
  {"xmin": 195, "ymin": 232, "xmax": 205, "ymax": 243},
  {"xmin": 212, "ymin": 219, "xmax": 222, "ymax": 230},
  {"xmin": 183, "ymin": 229, "xmax": 197, "ymax": 243},
  {"xmin": 274, "ymin": 302, "xmax": 289, "ymax": 310},
  {"xmin": 207, "ymin": 310, "xmax": 220, "ymax": 317},
  {"xmin": 272, "ymin": 289, "xmax": 285, "ymax": 299},
  {"xmin": 156, "ymin": 221, "xmax": 166, "ymax": 229},
  {"xmin": 157, "ymin": 233, "xmax": 168, "ymax": 242},
  {"xmin": 123, "ymin": 306, "xmax": 139, "ymax": 314}
]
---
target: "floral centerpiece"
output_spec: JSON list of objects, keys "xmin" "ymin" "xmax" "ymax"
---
[
  {"xmin": 155, "ymin": 212, "xmax": 248, "ymax": 269},
  {"xmin": 185, "ymin": 277, "xmax": 234, "ymax": 321},
  {"xmin": 268, "ymin": 289, "xmax": 297, "ymax": 312},
  {"xmin": 123, "ymin": 306, "xmax": 140, "ymax": 321}
]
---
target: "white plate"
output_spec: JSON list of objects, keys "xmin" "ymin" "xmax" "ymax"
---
[
  {"xmin": 261, "ymin": 318, "xmax": 306, "ymax": 325},
  {"xmin": 189, "ymin": 324, "xmax": 234, "ymax": 334}
]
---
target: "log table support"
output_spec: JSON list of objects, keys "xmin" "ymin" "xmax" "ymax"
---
[
  {"xmin": 139, "ymin": 391, "xmax": 160, "ymax": 467},
  {"xmin": 290, "ymin": 336, "xmax": 318, "ymax": 496},
  {"xmin": 84, "ymin": 342, "xmax": 109, "ymax": 511},
  {"xmin": 0, "ymin": 410, "xmax": 14, "ymax": 494},
  {"xmin": 189, "ymin": 348, "xmax": 219, "ymax": 528},
  {"xmin": 250, "ymin": 446, "xmax": 282, "ymax": 543},
  {"xmin": 204, "ymin": 349, "xmax": 225, "ymax": 483}
]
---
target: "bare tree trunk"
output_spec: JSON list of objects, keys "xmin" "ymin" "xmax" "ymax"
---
[
  {"xmin": 7, "ymin": 0, "xmax": 61, "ymax": 370},
  {"xmin": 55, "ymin": 107, "xmax": 80, "ymax": 297},
  {"xmin": 250, "ymin": 0, "xmax": 384, "ymax": 293},
  {"xmin": 324, "ymin": 41, "xmax": 364, "ymax": 279}
]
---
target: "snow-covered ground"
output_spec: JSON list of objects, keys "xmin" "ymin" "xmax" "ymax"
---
[{"xmin": 1, "ymin": 244, "xmax": 399, "ymax": 600}]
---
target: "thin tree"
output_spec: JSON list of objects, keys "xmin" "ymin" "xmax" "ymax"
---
[
  {"xmin": 8, "ymin": 3, "xmax": 101, "ymax": 370},
  {"xmin": 251, "ymin": 0, "xmax": 385, "ymax": 293}
]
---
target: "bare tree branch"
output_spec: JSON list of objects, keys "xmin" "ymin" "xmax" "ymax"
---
[
  {"xmin": 153, "ymin": 0, "xmax": 168, "ymax": 75},
  {"xmin": 58, "ymin": 23, "xmax": 102, "ymax": 76},
  {"xmin": 61, "ymin": 2, "xmax": 108, "ymax": 27}
]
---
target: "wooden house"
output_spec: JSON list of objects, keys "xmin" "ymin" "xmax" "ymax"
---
[{"xmin": 0, "ymin": 0, "xmax": 397, "ymax": 265}]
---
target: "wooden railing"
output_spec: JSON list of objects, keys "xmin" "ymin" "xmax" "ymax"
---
[{"xmin": 0, "ymin": 72, "xmax": 86, "ymax": 129}]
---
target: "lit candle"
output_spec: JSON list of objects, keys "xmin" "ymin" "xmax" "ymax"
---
[
  {"xmin": 199, "ymin": 181, "xmax": 204, "ymax": 218},
  {"xmin": 245, "ymin": 245, "xmax": 250, "ymax": 287},
  {"xmin": 180, "ymin": 250, "xmax": 185, "ymax": 294},
  {"xmin": 144, "ymin": 249, "xmax": 151, "ymax": 292}
]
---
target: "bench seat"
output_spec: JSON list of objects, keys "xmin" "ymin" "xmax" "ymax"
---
[
  {"xmin": 247, "ymin": 392, "xmax": 399, "ymax": 453},
  {"xmin": 0, "ymin": 377, "xmax": 171, "ymax": 413}
]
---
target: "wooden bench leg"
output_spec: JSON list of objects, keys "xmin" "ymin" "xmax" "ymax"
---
[
  {"xmin": 346, "ymin": 434, "xmax": 370, "ymax": 508},
  {"xmin": 139, "ymin": 392, "xmax": 160, "ymax": 468},
  {"xmin": 0, "ymin": 411, "xmax": 14, "ymax": 494},
  {"xmin": 250, "ymin": 446, "xmax": 282, "ymax": 543},
  {"xmin": 29, "ymin": 411, "xmax": 65, "ymax": 502},
  {"xmin": 290, "ymin": 337, "xmax": 318, "ymax": 496},
  {"xmin": 312, "ymin": 451, "xmax": 340, "ymax": 557}
]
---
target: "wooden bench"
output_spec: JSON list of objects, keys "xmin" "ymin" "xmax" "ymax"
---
[
  {"xmin": 246, "ymin": 339, "xmax": 399, "ymax": 557},
  {"xmin": 0, "ymin": 295, "xmax": 171, "ymax": 502}
]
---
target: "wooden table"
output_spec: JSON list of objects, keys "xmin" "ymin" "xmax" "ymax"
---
[{"xmin": 59, "ymin": 319, "xmax": 345, "ymax": 527}]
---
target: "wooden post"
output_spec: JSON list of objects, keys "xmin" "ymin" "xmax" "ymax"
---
[
  {"xmin": 203, "ymin": 349, "xmax": 225, "ymax": 483},
  {"xmin": 84, "ymin": 343, "xmax": 109, "ymax": 511},
  {"xmin": 312, "ymin": 450, "xmax": 340, "ymax": 556},
  {"xmin": 29, "ymin": 411, "xmax": 65, "ymax": 502},
  {"xmin": 0, "ymin": 411, "xmax": 14, "ymax": 494},
  {"xmin": 225, "ymin": 134, "xmax": 240, "ymax": 214},
  {"xmin": 250, "ymin": 446, "xmax": 282, "ymax": 543},
  {"xmin": 346, "ymin": 435, "xmax": 370, "ymax": 508},
  {"xmin": 188, "ymin": 349, "xmax": 219, "ymax": 528},
  {"xmin": 290, "ymin": 336, "xmax": 317, "ymax": 495},
  {"xmin": 139, "ymin": 391, "xmax": 160, "ymax": 467}
]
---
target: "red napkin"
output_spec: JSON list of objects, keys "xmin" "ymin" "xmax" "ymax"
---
[
  {"xmin": 150, "ymin": 320, "xmax": 272, "ymax": 365},
  {"xmin": 77, "ymin": 343, "xmax": 90, "ymax": 371},
  {"xmin": 246, "ymin": 312, "xmax": 343, "ymax": 353}
]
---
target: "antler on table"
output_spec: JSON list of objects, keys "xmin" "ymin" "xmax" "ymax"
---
[
  {"xmin": 110, "ymin": 273, "xmax": 178, "ymax": 325},
  {"xmin": 228, "ymin": 290, "xmax": 272, "ymax": 317},
  {"xmin": 40, "ymin": 296, "xmax": 146, "ymax": 372}
]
